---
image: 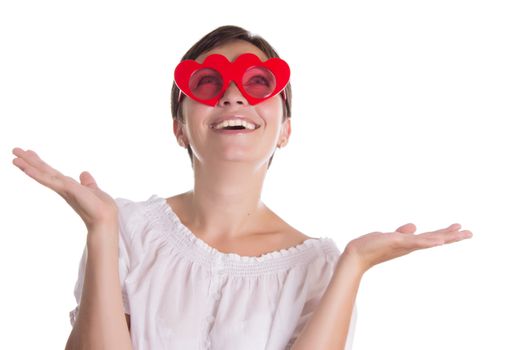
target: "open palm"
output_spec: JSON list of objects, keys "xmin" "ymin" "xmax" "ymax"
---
[
  {"xmin": 345, "ymin": 223, "xmax": 473, "ymax": 272},
  {"xmin": 12, "ymin": 147, "xmax": 118, "ymax": 231}
]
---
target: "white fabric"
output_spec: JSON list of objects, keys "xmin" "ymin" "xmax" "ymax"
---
[{"xmin": 69, "ymin": 194, "xmax": 357, "ymax": 350}]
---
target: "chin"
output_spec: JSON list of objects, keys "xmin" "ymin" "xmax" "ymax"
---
[{"xmin": 207, "ymin": 153, "xmax": 268, "ymax": 167}]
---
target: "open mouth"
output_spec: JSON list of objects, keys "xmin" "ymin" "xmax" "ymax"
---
[
  {"xmin": 211, "ymin": 123, "xmax": 261, "ymax": 131},
  {"xmin": 211, "ymin": 117, "xmax": 261, "ymax": 131},
  {"xmin": 211, "ymin": 124, "xmax": 261, "ymax": 134},
  {"xmin": 213, "ymin": 127, "xmax": 259, "ymax": 133},
  {"xmin": 221, "ymin": 125, "xmax": 250, "ymax": 130}
]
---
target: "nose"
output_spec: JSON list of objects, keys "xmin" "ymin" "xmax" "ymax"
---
[{"xmin": 218, "ymin": 82, "xmax": 247, "ymax": 107}]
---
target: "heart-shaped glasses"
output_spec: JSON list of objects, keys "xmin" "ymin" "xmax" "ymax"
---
[{"xmin": 174, "ymin": 53, "xmax": 290, "ymax": 106}]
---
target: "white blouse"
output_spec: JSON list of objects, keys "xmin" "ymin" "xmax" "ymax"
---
[{"xmin": 69, "ymin": 194, "xmax": 357, "ymax": 350}]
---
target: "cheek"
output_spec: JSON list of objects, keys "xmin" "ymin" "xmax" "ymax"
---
[
  {"xmin": 181, "ymin": 102, "xmax": 214, "ymax": 141},
  {"xmin": 256, "ymin": 98, "xmax": 284, "ymax": 123},
  {"xmin": 182, "ymin": 100, "xmax": 212, "ymax": 121}
]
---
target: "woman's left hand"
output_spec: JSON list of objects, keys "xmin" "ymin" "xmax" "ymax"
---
[{"xmin": 344, "ymin": 223, "xmax": 473, "ymax": 274}]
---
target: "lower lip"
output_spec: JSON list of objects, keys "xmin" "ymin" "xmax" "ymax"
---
[{"xmin": 211, "ymin": 127, "xmax": 259, "ymax": 134}]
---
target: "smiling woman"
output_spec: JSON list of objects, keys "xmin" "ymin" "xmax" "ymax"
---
[
  {"xmin": 11, "ymin": 24, "xmax": 472, "ymax": 350},
  {"xmin": 171, "ymin": 27, "xmax": 292, "ymax": 170}
]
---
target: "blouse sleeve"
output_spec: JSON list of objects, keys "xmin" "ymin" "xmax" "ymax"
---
[
  {"xmin": 68, "ymin": 197, "xmax": 140, "ymax": 327},
  {"xmin": 286, "ymin": 251, "xmax": 358, "ymax": 350}
]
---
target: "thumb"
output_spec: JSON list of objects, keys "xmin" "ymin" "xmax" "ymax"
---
[
  {"xmin": 396, "ymin": 223, "xmax": 416, "ymax": 234},
  {"xmin": 79, "ymin": 171, "xmax": 99, "ymax": 189}
]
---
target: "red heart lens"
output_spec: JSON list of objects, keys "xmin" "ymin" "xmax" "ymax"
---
[
  {"xmin": 174, "ymin": 53, "xmax": 290, "ymax": 106},
  {"xmin": 242, "ymin": 66, "xmax": 276, "ymax": 99},
  {"xmin": 189, "ymin": 67, "xmax": 224, "ymax": 100}
]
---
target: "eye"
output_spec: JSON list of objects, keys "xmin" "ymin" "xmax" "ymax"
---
[
  {"xmin": 242, "ymin": 66, "xmax": 277, "ymax": 98},
  {"xmin": 188, "ymin": 68, "xmax": 224, "ymax": 99},
  {"xmin": 197, "ymin": 75, "xmax": 222, "ymax": 86},
  {"xmin": 246, "ymin": 75, "xmax": 270, "ymax": 86}
]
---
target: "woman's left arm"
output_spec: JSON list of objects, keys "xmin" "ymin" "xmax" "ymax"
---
[
  {"xmin": 290, "ymin": 250, "xmax": 363, "ymax": 349},
  {"xmin": 290, "ymin": 223, "xmax": 473, "ymax": 350}
]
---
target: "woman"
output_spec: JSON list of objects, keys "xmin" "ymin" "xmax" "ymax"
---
[{"xmin": 11, "ymin": 25, "xmax": 473, "ymax": 350}]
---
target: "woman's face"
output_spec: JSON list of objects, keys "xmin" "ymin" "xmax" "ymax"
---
[{"xmin": 175, "ymin": 40, "xmax": 290, "ymax": 169}]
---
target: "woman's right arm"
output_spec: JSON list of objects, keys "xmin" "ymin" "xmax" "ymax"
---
[
  {"xmin": 11, "ymin": 148, "xmax": 132, "ymax": 350},
  {"xmin": 65, "ymin": 223, "xmax": 132, "ymax": 350}
]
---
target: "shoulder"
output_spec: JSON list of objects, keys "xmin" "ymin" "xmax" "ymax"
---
[
  {"xmin": 269, "ymin": 215, "xmax": 341, "ymax": 263},
  {"xmin": 113, "ymin": 195, "xmax": 173, "ymax": 269},
  {"xmin": 261, "ymin": 205, "xmax": 344, "ymax": 259},
  {"xmin": 115, "ymin": 196, "xmax": 144, "ymax": 215},
  {"xmin": 114, "ymin": 196, "xmax": 158, "ymax": 242},
  {"xmin": 268, "ymin": 209, "xmax": 342, "ymax": 260},
  {"xmin": 264, "ymin": 208, "xmax": 317, "ymax": 249},
  {"xmin": 264, "ymin": 205, "xmax": 312, "ymax": 236},
  {"xmin": 276, "ymin": 223, "xmax": 313, "ymax": 246},
  {"xmin": 114, "ymin": 195, "xmax": 164, "ymax": 219}
]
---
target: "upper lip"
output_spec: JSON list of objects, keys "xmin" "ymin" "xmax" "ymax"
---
[{"xmin": 210, "ymin": 114, "xmax": 261, "ymax": 129}]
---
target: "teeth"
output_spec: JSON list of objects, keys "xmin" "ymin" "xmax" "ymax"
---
[{"xmin": 214, "ymin": 119, "xmax": 257, "ymax": 130}]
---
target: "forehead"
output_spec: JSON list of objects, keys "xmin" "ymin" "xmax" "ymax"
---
[{"xmin": 195, "ymin": 40, "xmax": 269, "ymax": 64}]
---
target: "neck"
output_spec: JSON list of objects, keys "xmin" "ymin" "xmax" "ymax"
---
[{"xmin": 184, "ymin": 159, "xmax": 270, "ymax": 240}]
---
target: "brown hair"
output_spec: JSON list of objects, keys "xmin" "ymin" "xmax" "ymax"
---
[{"xmin": 170, "ymin": 25, "xmax": 292, "ymax": 169}]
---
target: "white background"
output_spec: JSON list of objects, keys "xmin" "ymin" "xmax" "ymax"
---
[{"xmin": 1, "ymin": 0, "xmax": 524, "ymax": 349}]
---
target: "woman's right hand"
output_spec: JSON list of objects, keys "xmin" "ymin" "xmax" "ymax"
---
[{"xmin": 12, "ymin": 147, "xmax": 118, "ymax": 232}]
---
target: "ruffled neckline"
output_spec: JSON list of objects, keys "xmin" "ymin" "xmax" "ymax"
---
[{"xmin": 149, "ymin": 194, "xmax": 337, "ymax": 263}]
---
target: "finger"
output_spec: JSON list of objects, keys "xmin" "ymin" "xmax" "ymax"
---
[
  {"xmin": 79, "ymin": 171, "xmax": 99, "ymax": 190},
  {"xmin": 13, "ymin": 158, "xmax": 69, "ymax": 192},
  {"xmin": 12, "ymin": 149, "xmax": 69, "ymax": 192},
  {"xmin": 13, "ymin": 148, "xmax": 64, "ymax": 178},
  {"xmin": 431, "ymin": 223, "xmax": 462, "ymax": 233},
  {"xmin": 414, "ymin": 237, "xmax": 447, "ymax": 249},
  {"xmin": 446, "ymin": 223, "xmax": 461, "ymax": 231},
  {"xmin": 415, "ymin": 228, "xmax": 473, "ymax": 249},
  {"xmin": 417, "ymin": 223, "xmax": 462, "ymax": 240},
  {"xmin": 442, "ymin": 229, "xmax": 473, "ymax": 244},
  {"xmin": 395, "ymin": 223, "xmax": 416, "ymax": 234}
]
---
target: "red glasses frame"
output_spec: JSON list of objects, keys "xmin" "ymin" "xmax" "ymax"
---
[{"xmin": 174, "ymin": 53, "xmax": 290, "ymax": 106}]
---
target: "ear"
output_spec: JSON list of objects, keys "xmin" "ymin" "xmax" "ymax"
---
[
  {"xmin": 279, "ymin": 117, "xmax": 291, "ymax": 148},
  {"xmin": 172, "ymin": 118, "xmax": 187, "ymax": 147}
]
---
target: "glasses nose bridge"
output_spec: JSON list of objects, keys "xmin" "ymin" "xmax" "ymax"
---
[{"xmin": 218, "ymin": 79, "xmax": 247, "ymax": 105}]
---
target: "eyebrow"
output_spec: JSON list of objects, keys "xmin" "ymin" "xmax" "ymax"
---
[{"xmin": 195, "ymin": 53, "xmax": 269, "ymax": 63}]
